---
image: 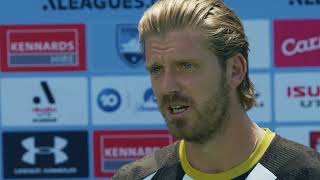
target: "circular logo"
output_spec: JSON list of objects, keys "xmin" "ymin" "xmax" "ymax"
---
[{"xmin": 97, "ymin": 88, "xmax": 121, "ymax": 112}]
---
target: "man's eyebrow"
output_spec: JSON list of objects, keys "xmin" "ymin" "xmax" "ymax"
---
[
  {"xmin": 175, "ymin": 58, "xmax": 198, "ymax": 62},
  {"xmin": 144, "ymin": 60, "xmax": 158, "ymax": 70}
]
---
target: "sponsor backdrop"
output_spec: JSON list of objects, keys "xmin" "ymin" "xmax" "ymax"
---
[{"xmin": 0, "ymin": 0, "xmax": 319, "ymax": 179}]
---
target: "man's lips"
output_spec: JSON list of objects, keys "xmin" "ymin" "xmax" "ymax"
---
[
  {"xmin": 169, "ymin": 105, "xmax": 190, "ymax": 114},
  {"xmin": 160, "ymin": 103, "xmax": 191, "ymax": 119},
  {"xmin": 160, "ymin": 94, "xmax": 193, "ymax": 117}
]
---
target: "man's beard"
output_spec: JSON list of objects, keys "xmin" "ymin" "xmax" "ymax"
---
[{"xmin": 159, "ymin": 74, "xmax": 230, "ymax": 144}]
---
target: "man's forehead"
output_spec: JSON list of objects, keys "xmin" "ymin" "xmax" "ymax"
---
[
  {"xmin": 145, "ymin": 29, "xmax": 204, "ymax": 44},
  {"xmin": 144, "ymin": 31, "xmax": 207, "ymax": 57}
]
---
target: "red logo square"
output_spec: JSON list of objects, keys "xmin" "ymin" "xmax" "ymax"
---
[
  {"xmin": 93, "ymin": 130, "xmax": 174, "ymax": 178},
  {"xmin": 274, "ymin": 19, "xmax": 320, "ymax": 67},
  {"xmin": 0, "ymin": 24, "xmax": 86, "ymax": 72}
]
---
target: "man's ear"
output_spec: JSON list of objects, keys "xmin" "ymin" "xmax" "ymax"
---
[{"xmin": 226, "ymin": 53, "xmax": 247, "ymax": 89}]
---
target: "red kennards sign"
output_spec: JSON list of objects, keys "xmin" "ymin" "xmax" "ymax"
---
[
  {"xmin": 274, "ymin": 19, "xmax": 320, "ymax": 67},
  {"xmin": 0, "ymin": 24, "xmax": 86, "ymax": 72},
  {"xmin": 93, "ymin": 130, "xmax": 174, "ymax": 178}
]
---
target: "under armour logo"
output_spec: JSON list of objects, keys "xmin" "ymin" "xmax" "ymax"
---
[{"xmin": 21, "ymin": 136, "xmax": 68, "ymax": 165}]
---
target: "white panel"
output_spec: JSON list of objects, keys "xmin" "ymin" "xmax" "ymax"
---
[
  {"xmin": 247, "ymin": 73, "xmax": 272, "ymax": 122},
  {"xmin": 243, "ymin": 20, "xmax": 271, "ymax": 69},
  {"xmin": 1, "ymin": 77, "xmax": 88, "ymax": 126},
  {"xmin": 275, "ymin": 73, "xmax": 320, "ymax": 122},
  {"xmin": 91, "ymin": 76, "xmax": 164, "ymax": 125}
]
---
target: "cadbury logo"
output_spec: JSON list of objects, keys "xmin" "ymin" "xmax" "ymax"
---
[
  {"xmin": 10, "ymin": 41, "xmax": 75, "ymax": 52},
  {"xmin": 281, "ymin": 36, "xmax": 320, "ymax": 56}
]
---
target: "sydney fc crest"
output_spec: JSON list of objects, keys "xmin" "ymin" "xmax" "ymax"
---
[{"xmin": 116, "ymin": 24, "xmax": 143, "ymax": 66}]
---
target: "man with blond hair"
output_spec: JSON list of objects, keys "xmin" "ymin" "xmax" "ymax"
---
[{"xmin": 113, "ymin": 0, "xmax": 320, "ymax": 179}]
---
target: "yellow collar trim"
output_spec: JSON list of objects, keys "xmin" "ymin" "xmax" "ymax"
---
[{"xmin": 179, "ymin": 128, "xmax": 275, "ymax": 180}]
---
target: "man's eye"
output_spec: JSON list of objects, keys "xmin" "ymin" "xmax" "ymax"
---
[
  {"xmin": 182, "ymin": 62, "xmax": 194, "ymax": 69},
  {"xmin": 150, "ymin": 66, "xmax": 161, "ymax": 74}
]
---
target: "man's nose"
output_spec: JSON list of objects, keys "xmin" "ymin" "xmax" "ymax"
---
[{"xmin": 161, "ymin": 69, "xmax": 181, "ymax": 94}]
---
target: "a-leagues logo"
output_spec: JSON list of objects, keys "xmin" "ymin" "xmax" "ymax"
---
[
  {"xmin": 22, "ymin": 136, "xmax": 68, "ymax": 165},
  {"xmin": 32, "ymin": 81, "xmax": 58, "ymax": 123},
  {"xmin": 116, "ymin": 24, "xmax": 143, "ymax": 66},
  {"xmin": 97, "ymin": 88, "xmax": 121, "ymax": 112},
  {"xmin": 42, "ymin": 0, "xmax": 157, "ymax": 10},
  {"xmin": 138, "ymin": 87, "xmax": 158, "ymax": 111}
]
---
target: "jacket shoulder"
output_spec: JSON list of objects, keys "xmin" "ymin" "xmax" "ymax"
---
[{"xmin": 260, "ymin": 135, "xmax": 320, "ymax": 179}]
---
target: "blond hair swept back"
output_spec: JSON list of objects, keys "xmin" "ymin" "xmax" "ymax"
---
[{"xmin": 139, "ymin": 0, "xmax": 256, "ymax": 111}]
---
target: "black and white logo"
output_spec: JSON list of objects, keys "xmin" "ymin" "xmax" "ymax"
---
[
  {"xmin": 32, "ymin": 81, "xmax": 58, "ymax": 122},
  {"xmin": 33, "ymin": 81, "xmax": 56, "ymax": 105},
  {"xmin": 22, "ymin": 136, "xmax": 68, "ymax": 165},
  {"xmin": 3, "ymin": 131, "xmax": 88, "ymax": 178}
]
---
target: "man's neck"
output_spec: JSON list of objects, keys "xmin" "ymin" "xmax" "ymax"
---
[{"xmin": 184, "ymin": 112, "xmax": 264, "ymax": 174}]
